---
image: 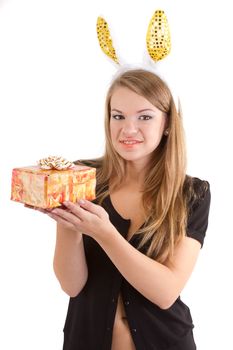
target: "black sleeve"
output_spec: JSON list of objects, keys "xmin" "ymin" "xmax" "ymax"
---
[{"xmin": 186, "ymin": 180, "xmax": 211, "ymax": 247}]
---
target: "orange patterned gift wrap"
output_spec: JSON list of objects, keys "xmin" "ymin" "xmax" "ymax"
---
[{"xmin": 11, "ymin": 165, "xmax": 96, "ymax": 208}]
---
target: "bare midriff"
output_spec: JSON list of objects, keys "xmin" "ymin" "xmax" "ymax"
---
[
  {"xmin": 109, "ymin": 185, "xmax": 145, "ymax": 350},
  {"xmin": 111, "ymin": 294, "xmax": 136, "ymax": 350}
]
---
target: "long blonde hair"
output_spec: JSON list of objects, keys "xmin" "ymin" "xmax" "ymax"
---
[{"xmin": 77, "ymin": 69, "xmax": 201, "ymax": 263}]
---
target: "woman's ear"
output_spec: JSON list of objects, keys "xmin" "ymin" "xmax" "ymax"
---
[{"xmin": 163, "ymin": 116, "xmax": 169, "ymax": 136}]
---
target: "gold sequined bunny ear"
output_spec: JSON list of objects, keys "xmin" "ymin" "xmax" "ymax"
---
[
  {"xmin": 96, "ymin": 16, "xmax": 119, "ymax": 64},
  {"xmin": 146, "ymin": 10, "xmax": 171, "ymax": 62}
]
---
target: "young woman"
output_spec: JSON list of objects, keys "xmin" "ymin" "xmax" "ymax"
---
[{"xmin": 47, "ymin": 69, "xmax": 211, "ymax": 349}]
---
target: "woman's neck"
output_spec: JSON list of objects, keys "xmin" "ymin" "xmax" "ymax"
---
[{"xmin": 124, "ymin": 161, "xmax": 147, "ymax": 184}]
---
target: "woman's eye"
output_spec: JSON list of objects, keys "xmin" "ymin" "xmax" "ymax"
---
[
  {"xmin": 139, "ymin": 115, "xmax": 153, "ymax": 120},
  {"xmin": 112, "ymin": 115, "xmax": 124, "ymax": 120}
]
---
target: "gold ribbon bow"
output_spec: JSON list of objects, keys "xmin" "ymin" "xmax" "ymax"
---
[{"xmin": 38, "ymin": 156, "xmax": 74, "ymax": 170}]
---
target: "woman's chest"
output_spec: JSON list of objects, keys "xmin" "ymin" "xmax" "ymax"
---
[{"xmin": 110, "ymin": 188, "xmax": 146, "ymax": 240}]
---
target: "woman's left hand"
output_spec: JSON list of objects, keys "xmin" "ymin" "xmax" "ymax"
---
[{"xmin": 49, "ymin": 199, "xmax": 115, "ymax": 240}]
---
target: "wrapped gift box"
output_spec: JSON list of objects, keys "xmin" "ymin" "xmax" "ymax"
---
[{"xmin": 11, "ymin": 164, "xmax": 96, "ymax": 208}]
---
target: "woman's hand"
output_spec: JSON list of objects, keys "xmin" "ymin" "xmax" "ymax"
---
[
  {"xmin": 47, "ymin": 200, "xmax": 115, "ymax": 240},
  {"xmin": 24, "ymin": 203, "xmax": 73, "ymax": 228}
]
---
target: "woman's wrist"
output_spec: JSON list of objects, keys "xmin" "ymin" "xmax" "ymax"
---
[
  {"xmin": 95, "ymin": 223, "xmax": 120, "ymax": 246},
  {"xmin": 57, "ymin": 224, "xmax": 83, "ymax": 243}
]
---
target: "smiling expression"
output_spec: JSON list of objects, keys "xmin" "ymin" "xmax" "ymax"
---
[{"xmin": 110, "ymin": 87, "xmax": 167, "ymax": 166}]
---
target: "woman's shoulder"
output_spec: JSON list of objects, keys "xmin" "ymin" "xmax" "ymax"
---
[
  {"xmin": 185, "ymin": 174, "xmax": 210, "ymax": 195},
  {"xmin": 184, "ymin": 176, "xmax": 211, "ymax": 246},
  {"xmin": 184, "ymin": 174, "xmax": 211, "ymax": 211},
  {"xmin": 74, "ymin": 158, "xmax": 103, "ymax": 169}
]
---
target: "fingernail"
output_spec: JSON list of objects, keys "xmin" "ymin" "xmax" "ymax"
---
[{"xmin": 78, "ymin": 199, "xmax": 85, "ymax": 205}]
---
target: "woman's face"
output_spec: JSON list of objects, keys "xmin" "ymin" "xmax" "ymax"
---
[{"xmin": 110, "ymin": 87, "xmax": 167, "ymax": 166}]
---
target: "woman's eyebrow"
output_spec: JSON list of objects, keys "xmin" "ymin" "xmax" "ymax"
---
[
  {"xmin": 111, "ymin": 108, "xmax": 123, "ymax": 113},
  {"xmin": 111, "ymin": 108, "xmax": 156, "ymax": 113},
  {"xmin": 136, "ymin": 109, "xmax": 156, "ymax": 113}
]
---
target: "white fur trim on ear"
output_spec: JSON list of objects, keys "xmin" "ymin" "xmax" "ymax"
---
[{"xmin": 108, "ymin": 61, "xmax": 179, "ymax": 111}]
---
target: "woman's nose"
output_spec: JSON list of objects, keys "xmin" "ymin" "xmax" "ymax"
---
[{"xmin": 122, "ymin": 120, "xmax": 138, "ymax": 135}]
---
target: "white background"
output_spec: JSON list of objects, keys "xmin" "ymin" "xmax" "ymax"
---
[{"xmin": 0, "ymin": 0, "xmax": 232, "ymax": 349}]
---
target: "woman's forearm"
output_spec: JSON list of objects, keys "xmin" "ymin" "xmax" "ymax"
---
[
  {"xmin": 53, "ymin": 224, "xmax": 88, "ymax": 297},
  {"xmin": 96, "ymin": 227, "xmax": 199, "ymax": 309}
]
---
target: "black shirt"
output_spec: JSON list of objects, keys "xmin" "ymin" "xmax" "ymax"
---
[{"xmin": 63, "ymin": 178, "xmax": 211, "ymax": 350}]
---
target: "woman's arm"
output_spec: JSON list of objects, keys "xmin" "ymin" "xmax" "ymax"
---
[
  {"xmin": 53, "ymin": 222, "xmax": 88, "ymax": 297},
  {"xmin": 96, "ymin": 228, "xmax": 200, "ymax": 309},
  {"xmin": 51, "ymin": 200, "xmax": 200, "ymax": 309}
]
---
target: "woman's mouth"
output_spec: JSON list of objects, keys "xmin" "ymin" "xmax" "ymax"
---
[
  {"xmin": 119, "ymin": 140, "xmax": 143, "ymax": 148},
  {"xmin": 120, "ymin": 140, "xmax": 143, "ymax": 145}
]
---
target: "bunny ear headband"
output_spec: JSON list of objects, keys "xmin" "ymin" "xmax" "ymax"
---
[{"xmin": 96, "ymin": 10, "xmax": 178, "ymax": 109}]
